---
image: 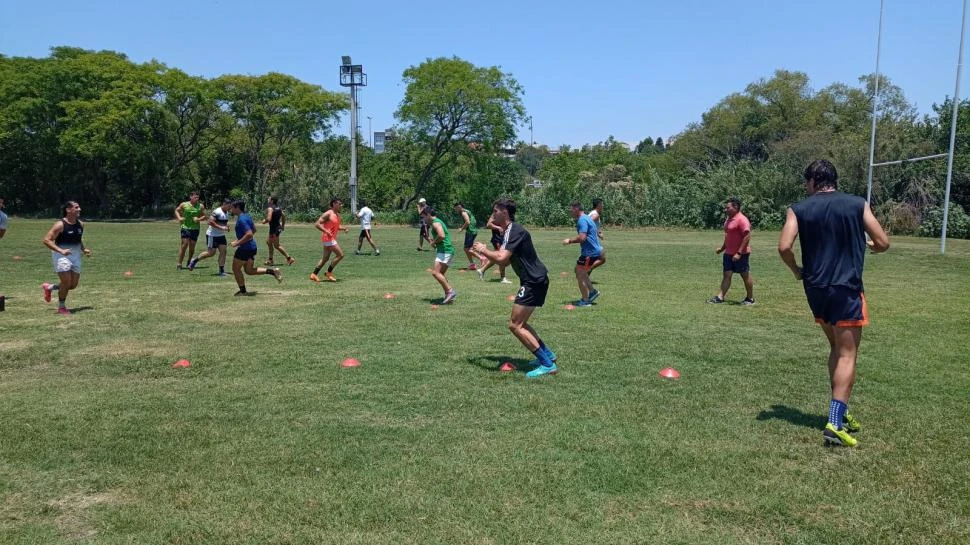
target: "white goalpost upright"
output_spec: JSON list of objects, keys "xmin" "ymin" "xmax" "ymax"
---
[{"xmin": 866, "ymin": 0, "xmax": 968, "ymax": 254}]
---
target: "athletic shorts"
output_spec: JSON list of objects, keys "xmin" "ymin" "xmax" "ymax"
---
[
  {"xmin": 359, "ymin": 228, "xmax": 371, "ymax": 239},
  {"xmin": 52, "ymin": 246, "xmax": 82, "ymax": 274},
  {"xmin": 435, "ymin": 252, "xmax": 454, "ymax": 265},
  {"xmin": 462, "ymin": 231, "xmax": 477, "ymax": 249},
  {"xmin": 322, "ymin": 240, "xmax": 338, "ymax": 248},
  {"xmin": 180, "ymin": 228, "xmax": 200, "ymax": 241},
  {"xmin": 804, "ymin": 285, "xmax": 869, "ymax": 327},
  {"xmin": 514, "ymin": 278, "xmax": 549, "ymax": 307},
  {"xmin": 268, "ymin": 230, "xmax": 281, "ymax": 239},
  {"xmin": 234, "ymin": 247, "xmax": 258, "ymax": 262},
  {"xmin": 419, "ymin": 222, "xmax": 429, "ymax": 237},
  {"xmin": 207, "ymin": 235, "xmax": 227, "ymax": 249},
  {"xmin": 723, "ymin": 253, "xmax": 751, "ymax": 273},
  {"xmin": 576, "ymin": 255, "xmax": 601, "ymax": 270}
]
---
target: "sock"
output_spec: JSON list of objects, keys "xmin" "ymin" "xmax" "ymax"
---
[
  {"xmin": 52, "ymin": 284, "xmax": 60, "ymax": 291},
  {"xmin": 219, "ymin": 266, "xmax": 224, "ymax": 273},
  {"xmin": 327, "ymin": 265, "xmax": 334, "ymax": 273},
  {"xmin": 313, "ymin": 267, "xmax": 322, "ymax": 275},
  {"xmin": 828, "ymin": 399, "xmax": 848, "ymax": 429},
  {"xmin": 532, "ymin": 347, "xmax": 553, "ymax": 367},
  {"xmin": 264, "ymin": 269, "xmax": 274, "ymax": 275},
  {"xmin": 238, "ymin": 285, "xmax": 246, "ymax": 293},
  {"xmin": 58, "ymin": 299, "xmax": 66, "ymax": 308}
]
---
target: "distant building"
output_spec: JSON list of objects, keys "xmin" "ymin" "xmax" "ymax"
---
[{"xmin": 373, "ymin": 128, "xmax": 397, "ymax": 154}]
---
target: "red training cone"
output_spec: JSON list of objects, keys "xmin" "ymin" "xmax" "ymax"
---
[{"xmin": 659, "ymin": 367, "xmax": 680, "ymax": 379}]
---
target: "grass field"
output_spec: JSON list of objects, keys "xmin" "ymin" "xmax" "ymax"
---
[{"xmin": 1, "ymin": 219, "xmax": 968, "ymax": 544}]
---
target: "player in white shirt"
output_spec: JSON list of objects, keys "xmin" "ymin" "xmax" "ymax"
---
[
  {"xmin": 188, "ymin": 198, "xmax": 232, "ymax": 276},
  {"xmin": 355, "ymin": 200, "xmax": 380, "ymax": 255}
]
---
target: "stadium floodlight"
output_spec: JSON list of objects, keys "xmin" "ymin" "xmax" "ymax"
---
[{"xmin": 339, "ymin": 56, "xmax": 367, "ymax": 214}]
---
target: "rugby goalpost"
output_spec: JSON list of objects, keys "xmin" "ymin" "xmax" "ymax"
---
[{"xmin": 865, "ymin": 0, "xmax": 968, "ymax": 254}]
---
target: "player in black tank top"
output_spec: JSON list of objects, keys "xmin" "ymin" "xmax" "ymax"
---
[
  {"xmin": 261, "ymin": 196, "xmax": 294, "ymax": 266},
  {"xmin": 42, "ymin": 201, "xmax": 93, "ymax": 314},
  {"xmin": 778, "ymin": 160, "xmax": 890, "ymax": 447}
]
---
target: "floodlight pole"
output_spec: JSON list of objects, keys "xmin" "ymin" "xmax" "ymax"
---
[
  {"xmin": 866, "ymin": 0, "xmax": 885, "ymax": 204},
  {"xmin": 340, "ymin": 56, "xmax": 367, "ymax": 214},
  {"xmin": 942, "ymin": 0, "xmax": 968, "ymax": 254}
]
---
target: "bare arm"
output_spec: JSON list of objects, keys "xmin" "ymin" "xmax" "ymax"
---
[
  {"xmin": 473, "ymin": 241, "xmax": 511, "ymax": 266},
  {"xmin": 563, "ymin": 232, "xmax": 587, "ymax": 245},
  {"xmin": 194, "ymin": 206, "xmax": 207, "ymax": 223},
  {"xmin": 733, "ymin": 231, "xmax": 751, "ymax": 261},
  {"xmin": 174, "ymin": 203, "xmax": 184, "ymax": 222},
  {"xmin": 430, "ymin": 221, "xmax": 445, "ymax": 246},
  {"xmin": 459, "ymin": 211, "xmax": 470, "ymax": 232},
  {"xmin": 231, "ymin": 228, "xmax": 254, "ymax": 247},
  {"xmin": 262, "ymin": 207, "xmax": 273, "ymax": 224},
  {"xmin": 863, "ymin": 203, "xmax": 890, "ymax": 253},
  {"xmin": 43, "ymin": 221, "xmax": 68, "ymax": 255},
  {"xmin": 777, "ymin": 208, "xmax": 802, "ymax": 279},
  {"xmin": 314, "ymin": 212, "xmax": 331, "ymax": 233}
]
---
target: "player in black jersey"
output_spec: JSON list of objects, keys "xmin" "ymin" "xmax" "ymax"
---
[
  {"xmin": 42, "ymin": 201, "xmax": 92, "ymax": 315},
  {"xmin": 474, "ymin": 198, "xmax": 558, "ymax": 378},
  {"xmin": 261, "ymin": 196, "xmax": 295, "ymax": 266},
  {"xmin": 779, "ymin": 160, "xmax": 890, "ymax": 447}
]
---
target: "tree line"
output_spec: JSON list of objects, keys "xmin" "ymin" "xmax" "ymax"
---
[{"xmin": 1, "ymin": 48, "xmax": 968, "ymax": 237}]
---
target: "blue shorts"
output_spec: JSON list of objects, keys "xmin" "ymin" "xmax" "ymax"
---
[
  {"xmin": 234, "ymin": 247, "xmax": 258, "ymax": 262},
  {"xmin": 722, "ymin": 253, "xmax": 750, "ymax": 273},
  {"xmin": 181, "ymin": 228, "xmax": 200, "ymax": 241},
  {"xmin": 804, "ymin": 285, "xmax": 869, "ymax": 327}
]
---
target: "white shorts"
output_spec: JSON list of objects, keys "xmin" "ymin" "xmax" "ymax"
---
[
  {"xmin": 435, "ymin": 252, "xmax": 453, "ymax": 265},
  {"xmin": 323, "ymin": 240, "xmax": 338, "ymax": 248},
  {"xmin": 52, "ymin": 246, "xmax": 82, "ymax": 274}
]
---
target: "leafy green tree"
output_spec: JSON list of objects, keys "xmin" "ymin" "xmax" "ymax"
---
[{"xmin": 394, "ymin": 56, "xmax": 526, "ymax": 209}]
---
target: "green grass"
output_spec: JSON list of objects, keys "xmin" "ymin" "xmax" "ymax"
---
[{"xmin": 1, "ymin": 220, "xmax": 968, "ymax": 544}]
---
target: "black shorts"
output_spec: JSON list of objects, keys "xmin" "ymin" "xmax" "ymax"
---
[
  {"xmin": 463, "ymin": 231, "xmax": 478, "ymax": 249},
  {"xmin": 514, "ymin": 278, "xmax": 549, "ymax": 307},
  {"xmin": 722, "ymin": 253, "xmax": 750, "ymax": 273},
  {"xmin": 359, "ymin": 228, "xmax": 371, "ymax": 239},
  {"xmin": 419, "ymin": 221, "xmax": 429, "ymax": 237},
  {"xmin": 804, "ymin": 285, "xmax": 869, "ymax": 327},
  {"xmin": 234, "ymin": 247, "xmax": 258, "ymax": 262},
  {"xmin": 576, "ymin": 255, "xmax": 600, "ymax": 269},
  {"xmin": 269, "ymin": 228, "xmax": 282, "ymax": 238},
  {"xmin": 181, "ymin": 228, "xmax": 200, "ymax": 241},
  {"xmin": 207, "ymin": 235, "xmax": 228, "ymax": 249}
]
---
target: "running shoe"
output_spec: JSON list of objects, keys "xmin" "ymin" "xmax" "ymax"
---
[
  {"xmin": 467, "ymin": 263, "xmax": 477, "ymax": 271},
  {"xmin": 588, "ymin": 289, "xmax": 600, "ymax": 303},
  {"xmin": 477, "ymin": 268, "xmax": 485, "ymax": 280},
  {"xmin": 325, "ymin": 272, "xmax": 337, "ymax": 282},
  {"xmin": 500, "ymin": 277, "xmax": 512, "ymax": 284},
  {"xmin": 309, "ymin": 273, "xmax": 321, "ymax": 283},
  {"xmin": 843, "ymin": 413, "xmax": 862, "ymax": 433},
  {"xmin": 217, "ymin": 272, "xmax": 227, "ymax": 277},
  {"xmin": 286, "ymin": 256, "xmax": 296, "ymax": 265},
  {"xmin": 264, "ymin": 259, "xmax": 274, "ymax": 266},
  {"xmin": 526, "ymin": 362, "xmax": 558, "ymax": 379},
  {"xmin": 57, "ymin": 306, "xmax": 70, "ymax": 315},
  {"xmin": 272, "ymin": 268, "xmax": 283, "ymax": 283},
  {"xmin": 187, "ymin": 258, "xmax": 197, "ymax": 271},
  {"xmin": 375, "ymin": 249, "xmax": 380, "ymax": 256},
  {"xmin": 742, "ymin": 297, "xmax": 756, "ymax": 306},
  {"xmin": 42, "ymin": 283, "xmax": 52, "ymax": 303},
  {"xmin": 823, "ymin": 423, "xmax": 858, "ymax": 447},
  {"xmin": 575, "ymin": 299, "xmax": 592, "ymax": 307},
  {"xmin": 707, "ymin": 296, "xmax": 725, "ymax": 304},
  {"xmin": 442, "ymin": 289, "xmax": 457, "ymax": 304}
]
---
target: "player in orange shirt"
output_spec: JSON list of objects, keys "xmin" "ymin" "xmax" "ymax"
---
[{"xmin": 310, "ymin": 199, "xmax": 349, "ymax": 282}]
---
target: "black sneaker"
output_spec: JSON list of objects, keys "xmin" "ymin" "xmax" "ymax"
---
[
  {"xmin": 234, "ymin": 290, "xmax": 252, "ymax": 297},
  {"xmin": 707, "ymin": 296, "xmax": 724, "ymax": 304},
  {"xmin": 741, "ymin": 297, "xmax": 755, "ymax": 306}
]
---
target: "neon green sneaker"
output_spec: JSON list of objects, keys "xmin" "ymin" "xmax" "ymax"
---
[
  {"xmin": 823, "ymin": 423, "xmax": 858, "ymax": 447},
  {"xmin": 843, "ymin": 413, "xmax": 861, "ymax": 433}
]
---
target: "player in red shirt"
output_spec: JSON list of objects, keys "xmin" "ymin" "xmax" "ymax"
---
[
  {"xmin": 310, "ymin": 199, "xmax": 349, "ymax": 283},
  {"xmin": 708, "ymin": 197, "xmax": 755, "ymax": 305}
]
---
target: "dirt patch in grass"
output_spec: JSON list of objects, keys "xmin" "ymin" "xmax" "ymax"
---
[
  {"xmin": 48, "ymin": 490, "xmax": 123, "ymax": 541},
  {"xmin": 77, "ymin": 340, "xmax": 172, "ymax": 359}
]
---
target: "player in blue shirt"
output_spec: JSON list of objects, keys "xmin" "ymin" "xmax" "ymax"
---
[
  {"xmin": 563, "ymin": 201, "xmax": 602, "ymax": 307},
  {"xmin": 229, "ymin": 200, "xmax": 282, "ymax": 296}
]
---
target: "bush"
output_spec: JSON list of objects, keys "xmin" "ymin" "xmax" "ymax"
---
[{"xmin": 918, "ymin": 203, "xmax": 970, "ymax": 239}]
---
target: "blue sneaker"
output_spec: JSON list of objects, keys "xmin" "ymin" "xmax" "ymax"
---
[
  {"xmin": 575, "ymin": 299, "xmax": 592, "ymax": 307},
  {"xmin": 588, "ymin": 289, "xmax": 600, "ymax": 303},
  {"xmin": 526, "ymin": 361, "xmax": 558, "ymax": 378}
]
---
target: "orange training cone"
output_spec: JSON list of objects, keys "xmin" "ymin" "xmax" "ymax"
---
[
  {"xmin": 341, "ymin": 358, "xmax": 361, "ymax": 368},
  {"xmin": 172, "ymin": 359, "xmax": 191, "ymax": 368},
  {"xmin": 659, "ymin": 367, "xmax": 680, "ymax": 379}
]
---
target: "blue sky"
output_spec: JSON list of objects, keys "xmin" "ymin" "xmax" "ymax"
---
[{"xmin": 1, "ymin": 0, "xmax": 965, "ymax": 148}]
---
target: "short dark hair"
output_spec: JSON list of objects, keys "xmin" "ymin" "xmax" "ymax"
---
[
  {"xmin": 591, "ymin": 198, "xmax": 603, "ymax": 208},
  {"xmin": 726, "ymin": 197, "xmax": 742, "ymax": 210},
  {"xmin": 492, "ymin": 198, "xmax": 516, "ymax": 221},
  {"xmin": 569, "ymin": 201, "xmax": 583, "ymax": 210},
  {"xmin": 330, "ymin": 198, "xmax": 342, "ymax": 207},
  {"xmin": 359, "ymin": 198, "xmax": 367, "ymax": 207},
  {"xmin": 190, "ymin": 191, "xmax": 200, "ymax": 197},
  {"xmin": 231, "ymin": 199, "xmax": 246, "ymax": 212},
  {"xmin": 222, "ymin": 198, "xmax": 232, "ymax": 205},
  {"xmin": 804, "ymin": 159, "xmax": 838, "ymax": 190},
  {"xmin": 453, "ymin": 202, "xmax": 463, "ymax": 208},
  {"xmin": 61, "ymin": 200, "xmax": 78, "ymax": 216},
  {"xmin": 269, "ymin": 196, "xmax": 278, "ymax": 205}
]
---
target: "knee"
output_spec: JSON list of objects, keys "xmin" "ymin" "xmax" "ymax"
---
[{"xmin": 508, "ymin": 321, "xmax": 521, "ymax": 334}]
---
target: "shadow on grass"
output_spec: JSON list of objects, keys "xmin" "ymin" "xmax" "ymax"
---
[
  {"xmin": 465, "ymin": 355, "xmax": 530, "ymax": 373},
  {"xmin": 756, "ymin": 404, "xmax": 826, "ymax": 429}
]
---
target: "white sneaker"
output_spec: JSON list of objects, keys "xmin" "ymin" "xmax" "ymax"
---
[
  {"xmin": 500, "ymin": 277, "xmax": 512, "ymax": 284},
  {"xmin": 477, "ymin": 269, "xmax": 485, "ymax": 280}
]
